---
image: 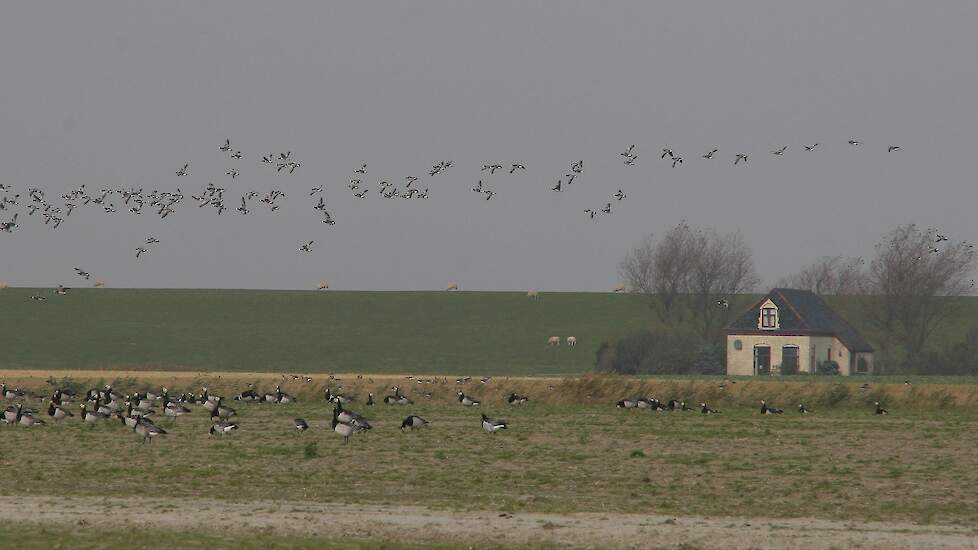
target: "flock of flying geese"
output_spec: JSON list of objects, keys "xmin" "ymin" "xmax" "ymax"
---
[
  {"xmin": 0, "ymin": 137, "xmax": 905, "ymax": 275},
  {"xmin": 2, "ymin": 374, "xmax": 894, "ymax": 444}
]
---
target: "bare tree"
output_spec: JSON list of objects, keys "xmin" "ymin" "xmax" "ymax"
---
[
  {"xmin": 618, "ymin": 223, "xmax": 701, "ymax": 325},
  {"xmin": 776, "ymin": 256, "xmax": 867, "ymax": 295},
  {"xmin": 863, "ymin": 224, "xmax": 977, "ymax": 367},
  {"xmin": 687, "ymin": 229, "xmax": 760, "ymax": 339},
  {"xmin": 619, "ymin": 224, "xmax": 759, "ymax": 337},
  {"xmin": 618, "ymin": 233, "xmax": 655, "ymax": 296}
]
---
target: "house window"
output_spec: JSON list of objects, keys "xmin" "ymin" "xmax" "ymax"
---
[{"xmin": 761, "ymin": 308, "xmax": 777, "ymax": 328}]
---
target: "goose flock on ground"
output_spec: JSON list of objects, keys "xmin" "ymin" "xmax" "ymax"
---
[
  {"xmin": 1, "ymin": 375, "xmax": 895, "ymax": 445},
  {"xmin": 0, "ymin": 136, "xmax": 911, "ymax": 291}
]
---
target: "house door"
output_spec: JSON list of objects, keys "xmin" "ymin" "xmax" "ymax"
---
[
  {"xmin": 754, "ymin": 346, "xmax": 771, "ymax": 376},
  {"xmin": 782, "ymin": 346, "xmax": 799, "ymax": 374}
]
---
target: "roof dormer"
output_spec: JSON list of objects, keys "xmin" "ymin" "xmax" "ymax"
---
[{"xmin": 757, "ymin": 299, "xmax": 779, "ymax": 330}]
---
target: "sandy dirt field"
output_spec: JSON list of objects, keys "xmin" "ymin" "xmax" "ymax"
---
[{"xmin": 1, "ymin": 496, "xmax": 975, "ymax": 549}]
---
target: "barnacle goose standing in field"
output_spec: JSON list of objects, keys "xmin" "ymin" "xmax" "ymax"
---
[
  {"xmin": 334, "ymin": 402, "xmax": 372, "ymax": 430},
  {"xmin": 210, "ymin": 399, "xmax": 237, "ymax": 421},
  {"xmin": 481, "ymin": 413, "xmax": 508, "ymax": 433},
  {"xmin": 16, "ymin": 404, "xmax": 45, "ymax": 427},
  {"xmin": 133, "ymin": 418, "xmax": 166, "ymax": 444},
  {"xmin": 234, "ymin": 384, "xmax": 260, "ymax": 401},
  {"xmin": 79, "ymin": 403, "xmax": 109, "ymax": 425},
  {"xmin": 330, "ymin": 406, "xmax": 365, "ymax": 444},
  {"xmin": 275, "ymin": 385, "xmax": 295, "ymax": 404},
  {"xmin": 129, "ymin": 394, "xmax": 155, "ymax": 413},
  {"xmin": 616, "ymin": 398, "xmax": 637, "ymax": 409},
  {"xmin": 635, "ymin": 397, "xmax": 652, "ymax": 409},
  {"xmin": 798, "ymin": 404, "xmax": 811, "ymax": 414},
  {"xmin": 700, "ymin": 403, "xmax": 720, "ymax": 414},
  {"xmin": 384, "ymin": 386, "xmax": 413, "ymax": 405},
  {"xmin": 680, "ymin": 401, "xmax": 693, "ymax": 411},
  {"xmin": 507, "ymin": 393, "xmax": 529, "ymax": 405},
  {"xmin": 366, "ymin": 393, "xmax": 375, "ymax": 406},
  {"xmin": 457, "ymin": 391, "xmax": 480, "ymax": 407},
  {"xmin": 400, "ymin": 415, "xmax": 429, "ymax": 430},
  {"xmin": 1, "ymin": 384, "xmax": 27, "ymax": 399},
  {"xmin": 164, "ymin": 400, "xmax": 191, "ymax": 418},
  {"xmin": 874, "ymin": 401, "xmax": 889, "ymax": 415},
  {"xmin": 760, "ymin": 400, "xmax": 784, "ymax": 415},
  {"xmin": 294, "ymin": 418, "xmax": 309, "ymax": 433},
  {"xmin": 324, "ymin": 388, "xmax": 353, "ymax": 404},
  {"xmin": 48, "ymin": 401, "xmax": 75, "ymax": 422},
  {"xmin": 2, "ymin": 405, "xmax": 19, "ymax": 424},
  {"xmin": 120, "ymin": 404, "xmax": 145, "ymax": 429},
  {"xmin": 209, "ymin": 420, "xmax": 239, "ymax": 436},
  {"xmin": 50, "ymin": 389, "xmax": 71, "ymax": 406}
]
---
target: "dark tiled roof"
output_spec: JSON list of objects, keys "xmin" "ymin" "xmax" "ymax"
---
[{"xmin": 726, "ymin": 288, "xmax": 874, "ymax": 352}]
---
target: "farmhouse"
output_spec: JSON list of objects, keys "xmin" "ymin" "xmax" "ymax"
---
[{"xmin": 724, "ymin": 288, "xmax": 874, "ymax": 376}]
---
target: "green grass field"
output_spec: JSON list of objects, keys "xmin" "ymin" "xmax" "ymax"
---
[
  {"xmin": 0, "ymin": 288, "xmax": 661, "ymax": 375},
  {"xmin": 1, "ymin": 371, "xmax": 977, "ymax": 548},
  {"xmin": 2, "ymin": 288, "xmax": 977, "ymax": 376},
  {"xmin": 0, "ymin": 376, "xmax": 976, "ymax": 536}
]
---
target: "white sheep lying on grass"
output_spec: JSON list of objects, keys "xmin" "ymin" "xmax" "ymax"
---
[{"xmin": 547, "ymin": 336, "xmax": 560, "ymax": 347}]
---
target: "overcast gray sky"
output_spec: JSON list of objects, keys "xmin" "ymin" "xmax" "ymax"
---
[{"xmin": 1, "ymin": 2, "xmax": 976, "ymax": 291}]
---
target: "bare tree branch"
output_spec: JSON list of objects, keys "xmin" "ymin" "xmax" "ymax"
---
[{"xmin": 863, "ymin": 224, "xmax": 977, "ymax": 367}]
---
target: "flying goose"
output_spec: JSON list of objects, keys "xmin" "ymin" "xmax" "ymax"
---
[
  {"xmin": 804, "ymin": 143, "xmax": 819, "ymax": 151},
  {"xmin": 457, "ymin": 391, "xmax": 480, "ymax": 407},
  {"xmin": 400, "ymin": 415, "xmax": 429, "ymax": 430},
  {"xmin": 888, "ymin": 145, "xmax": 901, "ymax": 152},
  {"xmin": 874, "ymin": 401, "xmax": 888, "ymax": 415},
  {"xmin": 702, "ymin": 149, "xmax": 718, "ymax": 159},
  {"xmin": 481, "ymin": 413, "xmax": 508, "ymax": 433},
  {"xmin": 771, "ymin": 146, "xmax": 787, "ymax": 156},
  {"xmin": 734, "ymin": 154, "xmax": 748, "ymax": 165},
  {"xmin": 760, "ymin": 400, "xmax": 784, "ymax": 414}
]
